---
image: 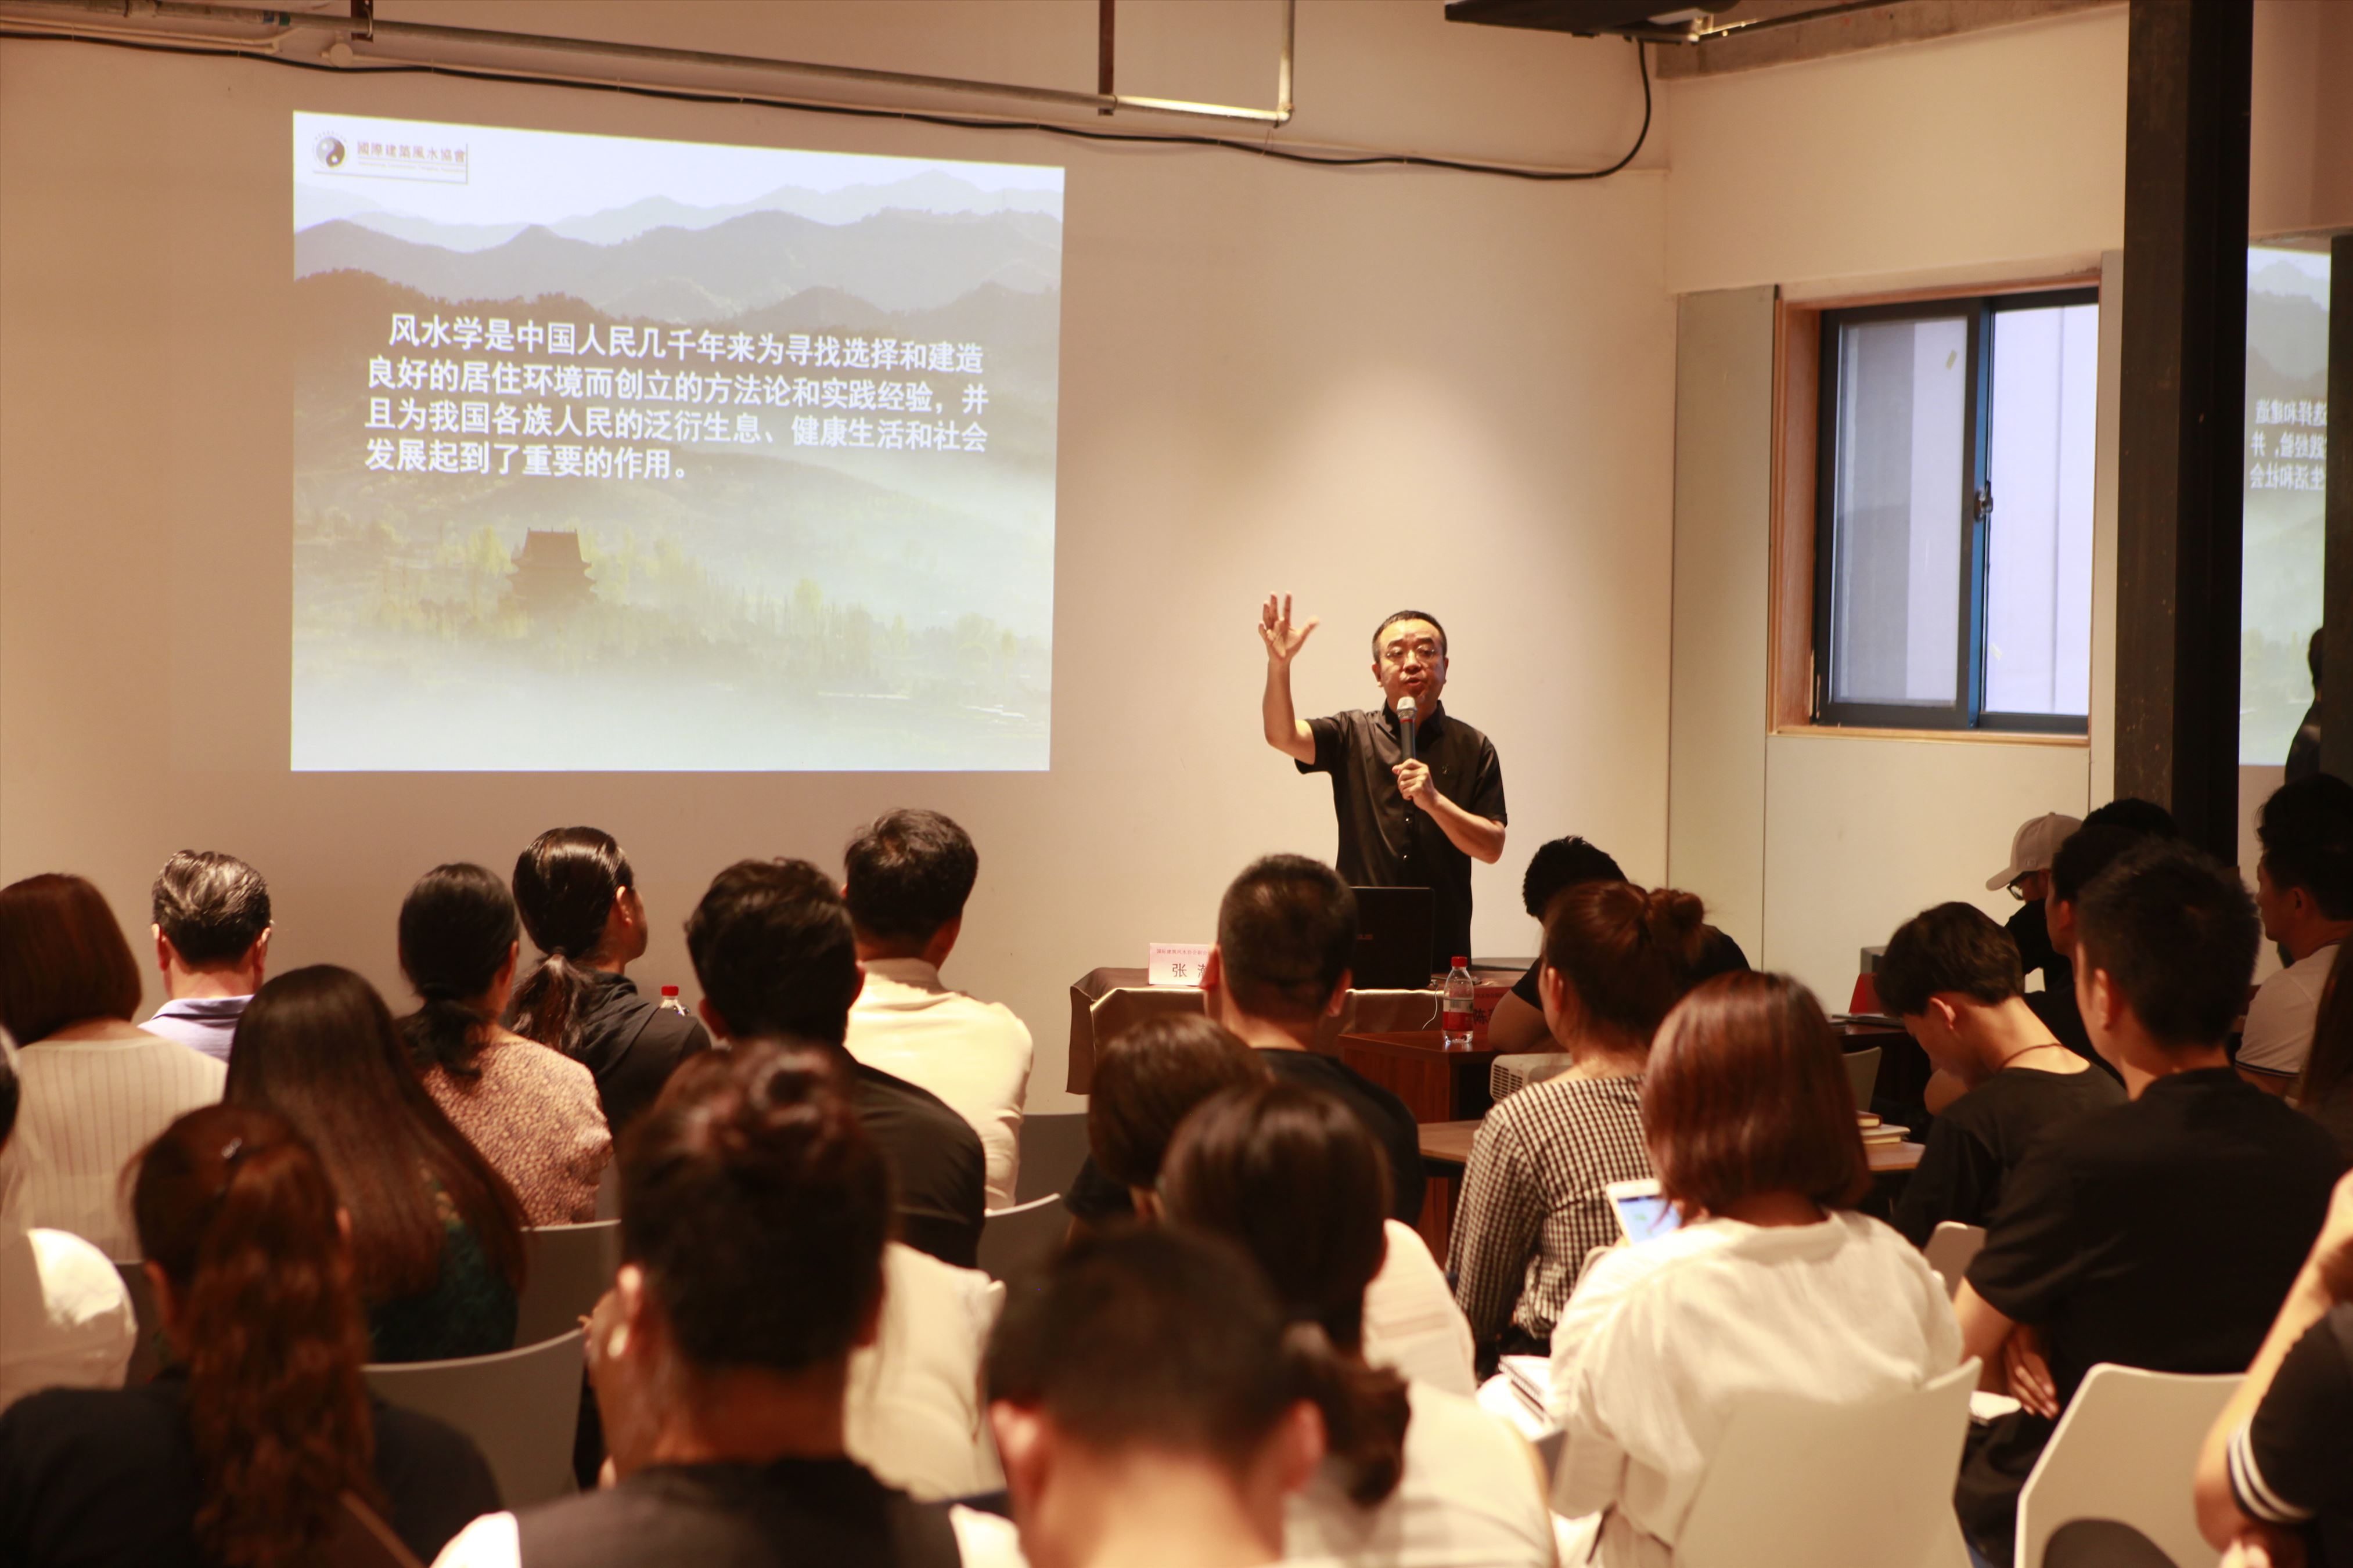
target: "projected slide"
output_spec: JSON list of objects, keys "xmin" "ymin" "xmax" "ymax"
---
[
  {"xmin": 2241, "ymin": 245, "xmax": 2329, "ymax": 766},
  {"xmin": 292, "ymin": 113, "xmax": 1061, "ymax": 771}
]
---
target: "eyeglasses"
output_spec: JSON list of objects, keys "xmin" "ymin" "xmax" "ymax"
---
[
  {"xmin": 2005, "ymin": 873, "xmax": 2047, "ymax": 903},
  {"xmin": 1379, "ymin": 640, "xmax": 1442, "ymax": 665}
]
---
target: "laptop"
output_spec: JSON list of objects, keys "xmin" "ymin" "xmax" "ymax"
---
[{"xmin": 1351, "ymin": 885, "xmax": 1435, "ymax": 990}]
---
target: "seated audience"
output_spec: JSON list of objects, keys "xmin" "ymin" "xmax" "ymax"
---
[
  {"xmin": 2079, "ymin": 795, "xmax": 2181, "ymax": 838},
  {"xmin": 1199, "ymin": 855, "xmax": 1426, "ymax": 1225},
  {"xmin": 1449, "ymin": 881, "xmax": 1707, "ymax": 1363},
  {"xmin": 0, "ymin": 1102, "xmax": 498, "ymax": 1566},
  {"xmin": 2195, "ymin": 1169, "xmax": 2353, "ymax": 1568},
  {"xmin": 2027, "ymin": 823, "xmax": 2153, "ymax": 1077},
  {"xmin": 685, "ymin": 858, "xmax": 985, "ymax": 1268},
  {"xmin": 1163, "ymin": 1081, "xmax": 1554, "ymax": 1568},
  {"xmin": 430, "ymin": 1043, "xmax": 1010, "ymax": 1568},
  {"xmin": 1546, "ymin": 972, "xmax": 1960, "ymax": 1567},
  {"xmin": 400, "ymin": 863, "xmax": 610, "ymax": 1226},
  {"xmin": 1876, "ymin": 902, "xmax": 2122, "ymax": 1246},
  {"xmin": 1953, "ymin": 841, "xmax": 2341, "ymax": 1566},
  {"xmin": 0, "ymin": 874, "xmax": 224, "ymax": 1259},
  {"xmin": 843, "ymin": 1232, "xmax": 1009, "ymax": 1504},
  {"xmin": 2295, "ymin": 948, "xmax": 2353, "ymax": 1159},
  {"xmin": 0, "ymin": 1032, "xmax": 134, "ymax": 1415},
  {"xmin": 1985, "ymin": 812, "xmax": 2079, "ymax": 1001},
  {"xmin": 2237, "ymin": 774, "xmax": 2353, "ymax": 1094},
  {"xmin": 984, "ymin": 1227, "xmax": 1338, "ymax": 1568},
  {"xmin": 142, "ymin": 850, "xmax": 271, "ymax": 1064},
  {"xmin": 507, "ymin": 827, "xmax": 710, "ymax": 1136},
  {"xmin": 228, "ymin": 965, "xmax": 527, "ymax": 1362},
  {"xmin": 843, "ymin": 809, "xmax": 1034, "ymax": 1210}
]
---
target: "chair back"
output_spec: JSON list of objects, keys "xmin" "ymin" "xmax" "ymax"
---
[
  {"xmin": 113, "ymin": 1261, "xmax": 168, "ymax": 1387},
  {"xmin": 1843, "ymin": 1046, "xmax": 1883, "ymax": 1113},
  {"xmin": 1664, "ymin": 1357, "xmax": 1979, "ymax": 1568},
  {"xmin": 1923, "ymin": 1223, "xmax": 1987, "ymax": 1300},
  {"xmin": 977, "ymin": 1193, "xmax": 1068, "ymax": 1282},
  {"xmin": 1012, "ymin": 1114, "xmax": 1089, "ymax": 1205},
  {"xmin": 323, "ymin": 1493, "xmax": 424, "ymax": 1568},
  {"xmin": 513, "ymin": 1220, "xmax": 623, "ymax": 1348},
  {"xmin": 2014, "ymin": 1363, "xmax": 2237, "ymax": 1568},
  {"xmin": 364, "ymin": 1328, "xmax": 587, "ymax": 1508}
]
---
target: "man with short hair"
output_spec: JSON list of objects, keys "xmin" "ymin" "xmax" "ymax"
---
[
  {"xmin": 2237, "ymin": 774, "xmax": 2353, "ymax": 1094},
  {"xmin": 1260, "ymin": 596, "xmax": 1507, "ymax": 975},
  {"xmin": 684, "ymin": 859, "xmax": 984, "ymax": 1270},
  {"xmin": 1951, "ymin": 842, "xmax": 2341, "ymax": 1565},
  {"xmin": 1876, "ymin": 902, "xmax": 2121, "ymax": 1247},
  {"xmin": 143, "ymin": 851, "xmax": 271, "ymax": 1064},
  {"xmin": 842, "ymin": 810, "xmax": 1034, "ymax": 1210}
]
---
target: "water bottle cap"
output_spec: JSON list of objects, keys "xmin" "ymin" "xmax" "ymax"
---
[
  {"xmin": 660, "ymin": 985, "xmax": 680, "ymax": 997},
  {"xmin": 1452, "ymin": 956, "xmax": 1469, "ymax": 968}
]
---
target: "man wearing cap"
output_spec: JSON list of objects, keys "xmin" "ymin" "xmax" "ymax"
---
[{"xmin": 1989, "ymin": 813, "xmax": 2081, "ymax": 998}]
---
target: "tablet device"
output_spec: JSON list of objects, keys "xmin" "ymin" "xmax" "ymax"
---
[{"xmin": 1604, "ymin": 1178, "xmax": 1683, "ymax": 1245}]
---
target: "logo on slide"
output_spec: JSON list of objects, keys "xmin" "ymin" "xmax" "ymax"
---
[{"xmin": 314, "ymin": 135, "xmax": 346, "ymax": 170}]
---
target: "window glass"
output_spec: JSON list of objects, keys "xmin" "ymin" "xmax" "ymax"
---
[{"xmin": 1984, "ymin": 301, "xmax": 2097, "ymax": 716}]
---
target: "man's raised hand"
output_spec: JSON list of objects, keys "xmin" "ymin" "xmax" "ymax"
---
[{"xmin": 1259, "ymin": 592, "xmax": 1319, "ymax": 665}]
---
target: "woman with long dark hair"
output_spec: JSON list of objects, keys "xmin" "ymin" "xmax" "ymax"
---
[
  {"xmin": 227, "ymin": 965, "xmax": 527, "ymax": 1362},
  {"xmin": 400, "ymin": 864, "xmax": 609, "ymax": 1225},
  {"xmin": 0, "ymin": 1102, "xmax": 497, "ymax": 1566},
  {"xmin": 506, "ymin": 828, "xmax": 708, "ymax": 1134}
]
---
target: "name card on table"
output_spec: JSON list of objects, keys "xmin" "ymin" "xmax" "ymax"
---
[{"xmin": 1147, "ymin": 943, "xmax": 1211, "ymax": 987}]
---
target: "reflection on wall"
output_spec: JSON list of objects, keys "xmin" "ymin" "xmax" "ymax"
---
[{"xmin": 2242, "ymin": 244, "xmax": 2329, "ymax": 766}]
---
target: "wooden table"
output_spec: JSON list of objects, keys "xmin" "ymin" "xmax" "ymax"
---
[{"xmin": 1337, "ymin": 1029, "xmax": 1504, "ymax": 1125}]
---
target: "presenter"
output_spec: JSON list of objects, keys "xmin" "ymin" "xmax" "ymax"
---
[{"xmin": 1260, "ymin": 593, "xmax": 1507, "ymax": 974}]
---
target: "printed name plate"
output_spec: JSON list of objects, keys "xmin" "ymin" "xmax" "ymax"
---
[{"xmin": 1147, "ymin": 943, "xmax": 1212, "ymax": 987}]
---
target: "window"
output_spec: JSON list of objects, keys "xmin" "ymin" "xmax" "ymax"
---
[{"xmin": 1811, "ymin": 289, "xmax": 2097, "ymax": 733}]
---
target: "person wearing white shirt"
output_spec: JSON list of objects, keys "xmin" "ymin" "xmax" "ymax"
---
[
  {"xmin": 141, "ymin": 850, "xmax": 272, "ymax": 1066},
  {"xmin": 1547, "ymin": 973, "xmax": 1960, "ymax": 1568},
  {"xmin": 844, "ymin": 1240, "xmax": 1006, "ymax": 1501},
  {"xmin": 0, "ymin": 875, "xmax": 226, "ymax": 1260},
  {"xmin": 2237, "ymin": 776, "xmax": 2353, "ymax": 1094},
  {"xmin": 843, "ymin": 809, "xmax": 1033, "ymax": 1209}
]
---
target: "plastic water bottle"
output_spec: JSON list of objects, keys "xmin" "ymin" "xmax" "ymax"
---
[
  {"xmin": 658, "ymin": 985, "xmax": 689, "ymax": 1017},
  {"xmin": 1441, "ymin": 957, "xmax": 1475, "ymax": 1051}
]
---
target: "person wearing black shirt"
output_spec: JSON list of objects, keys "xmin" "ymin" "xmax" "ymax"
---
[
  {"xmin": 1875, "ymin": 902, "xmax": 2124, "ymax": 1248},
  {"xmin": 682, "ymin": 859, "xmax": 984, "ymax": 1270},
  {"xmin": 1260, "ymin": 596, "xmax": 1507, "ymax": 975},
  {"xmin": 1953, "ymin": 842, "xmax": 2341, "ymax": 1566},
  {"xmin": 2287, "ymin": 629, "xmax": 2324, "ymax": 784}
]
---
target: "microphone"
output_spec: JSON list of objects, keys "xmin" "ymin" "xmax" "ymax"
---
[{"xmin": 1397, "ymin": 694, "xmax": 1418, "ymax": 762}]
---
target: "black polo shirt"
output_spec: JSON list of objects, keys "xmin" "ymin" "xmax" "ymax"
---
[
  {"xmin": 850, "ymin": 1059, "xmax": 986, "ymax": 1270},
  {"xmin": 1298, "ymin": 702, "xmax": 1507, "ymax": 972},
  {"xmin": 2230, "ymin": 1303, "xmax": 2353, "ymax": 1568}
]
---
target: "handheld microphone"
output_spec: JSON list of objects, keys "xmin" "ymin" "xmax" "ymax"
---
[{"xmin": 1397, "ymin": 694, "xmax": 1418, "ymax": 762}]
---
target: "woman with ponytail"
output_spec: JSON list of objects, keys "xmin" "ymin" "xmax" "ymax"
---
[
  {"xmin": 1449, "ymin": 880, "xmax": 1709, "ymax": 1366},
  {"xmin": 1160, "ymin": 1082, "xmax": 1553, "ymax": 1568},
  {"xmin": 399, "ymin": 864, "xmax": 609, "ymax": 1225},
  {"xmin": 0, "ymin": 1102, "xmax": 498, "ymax": 1567}
]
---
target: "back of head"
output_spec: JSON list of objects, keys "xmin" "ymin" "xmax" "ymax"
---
[
  {"xmin": 2257, "ymin": 774, "xmax": 2353, "ymax": 920},
  {"xmin": 134, "ymin": 1102, "xmax": 375, "ymax": 1568},
  {"xmin": 622, "ymin": 1041, "xmax": 889, "ymax": 1375},
  {"xmin": 686, "ymin": 859, "xmax": 859, "ymax": 1046},
  {"xmin": 1519, "ymin": 836, "xmax": 1629, "ymax": 921},
  {"xmin": 0, "ymin": 873, "xmax": 141, "ymax": 1044},
  {"xmin": 843, "ymin": 809, "xmax": 979, "ymax": 950},
  {"xmin": 2051, "ymin": 823, "xmax": 2156, "ymax": 905},
  {"xmin": 1088, "ymin": 1014, "xmax": 1271, "ymax": 1191},
  {"xmin": 2074, "ymin": 839, "xmax": 2260, "ymax": 1050},
  {"xmin": 151, "ymin": 850, "xmax": 272, "ymax": 969},
  {"xmin": 2081, "ymin": 796, "xmax": 2181, "ymax": 840},
  {"xmin": 1542, "ymin": 881, "xmax": 1709, "ymax": 1042},
  {"xmin": 397, "ymin": 863, "xmax": 519, "ymax": 1078},
  {"xmin": 510, "ymin": 826, "xmax": 633, "ymax": 1056},
  {"xmin": 1875, "ymin": 902, "xmax": 2024, "ymax": 1018},
  {"xmin": 1215, "ymin": 856, "xmax": 1357, "ymax": 1024},
  {"xmin": 1645, "ymin": 972, "xmax": 1870, "ymax": 1217}
]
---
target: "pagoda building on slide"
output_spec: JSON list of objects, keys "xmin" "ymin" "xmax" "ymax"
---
[{"xmin": 509, "ymin": 529, "xmax": 596, "ymax": 616}]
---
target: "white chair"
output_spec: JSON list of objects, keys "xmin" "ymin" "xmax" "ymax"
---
[
  {"xmin": 977, "ymin": 1192, "xmax": 1067, "ymax": 1282},
  {"xmin": 365, "ymin": 1328, "xmax": 586, "ymax": 1509},
  {"xmin": 1658, "ymin": 1357, "xmax": 1980, "ymax": 1568},
  {"xmin": 513, "ymin": 1219, "xmax": 623, "ymax": 1348},
  {"xmin": 1843, "ymin": 1045, "xmax": 1883, "ymax": 1112},
  {"xmin": 1924, "ymin": 1222, "xmax": 1987, "ymax": 1300},
  {"xmin": 2014, "ymin": 1363, "xmax": 2237, "ymax": 1568}
]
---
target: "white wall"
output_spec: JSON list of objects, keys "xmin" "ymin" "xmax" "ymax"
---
[{"xmin": 0, "ymin": 1, "xmax": 1675, "ymax": 1109}]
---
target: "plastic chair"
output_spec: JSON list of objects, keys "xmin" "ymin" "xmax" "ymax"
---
[
  {"xmin": 113, "ymin": 1261, "xmax": 168, "ymax": 1387},
  {"xmin": 1924, "ymin": 1223, "xmax": 1987, "ymax": 1300},
  {"xmin": 513, "ymin": 1220, "xmax": 623, "ymax": 1348},
  {"xmin": 324, "ymin": 1493, "xmax": 424, "ymax": 1568},
  {"xmin": 365, "ymin": 1328, "xmax": 587, "ymax": 1509},
  {"xmin": 1843, "ymin": 1046, "xmax": 1883, "ymax": 1113},
  {"xmin": 2014, "ymin": 1364, "xmax": 2238, "ymax": 1568},
  {"xmin": 1657, "ymin": 1357, "xmax": 1980, "ymax": 1568},
  {"xmin": 976, "ymin": 1193, "xmax": 1068, "ymax": 1282},
  {"xmin": 1013, "ymin": 1114, "xmax": 1089, "ymax": 1205}
]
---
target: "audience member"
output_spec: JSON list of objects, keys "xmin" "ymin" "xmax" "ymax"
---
[
  {"xmin": 2195, "ymin": 1169, "xmax": 2353, "ymax": 1568},
  {"xmin": 685, "ymin": 859, "xmax": 985, "ymax": 1268},
  {"xmin": 2294, "ymin": 948, "xmax": 2353, "ymax": 1159},
  {"xmin": 507, "ymin": 827, "xmax": 710, "ymax": 1136},
  {"xmin": 1163, "ymin": 1081, "xmax": 1553, "ymax": 1568},
  {"xmin": 2079, "ymin": 795, "xmax": 2181, "ymax": 838},
  {"xmin": 0, "ymin": 1102, "xmax": 498, "ymax": 1567},
  {"xmin": 1546, "ymin": 972, "xmax": 1960, "ymax": 1567},
  {"xmin": 1876, "ymin": 902, "xmax": 2122, "ymax": 1246},
  {"xmin": 1199, "ymin": 856, "xmax": 1426, "ymax": 1224},
  {"xmin": 0, "ymin": 1031, "xmax": 133, "ymax": 1415},
  {"xmin": 984, "ymin": 1227, "xmax": 1333, "ymax": 1568},
  {"xmin": 430, "ymin": 1043, "xmax": 1010, "ymax": 1568},
  {"xmin": 228, "ymin": 965, "xmax": 527, "ymax": 1362},
  {"xmin": 142, "ymin": 850, "xmax": 271, "ymax": 1065},
  {"xmin": 2237, "ymin": 774, "xmax": 2353, "ymax": 1094},
  {"xmin": 1985, "ymin": 813, "xmax": 2079, "ymax": 999},
  {"xmin": 843, "ymin": 810, "xmax": 1034, "ymax": 1211},
  {"xmin": 0, "ymin": 874, "xmax": 224, "ymax": 1259},
  {"xmin": 1449, "ymin": 880, "xmax": 1707, "ymax": 1364},
  {"xmin": 2028, "ymin": 823, "xmax": 2151, "ymax": 1078},
  {"xmin": 400, "ymin": 863, "xmax": 610, "ymax": 1226},
  {"xmin": 1953, "ymin": 841, "xmax": 2341, "ymax": 1565}
]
